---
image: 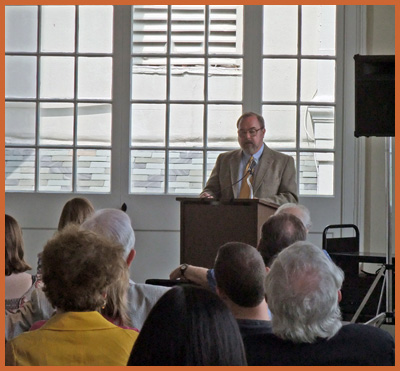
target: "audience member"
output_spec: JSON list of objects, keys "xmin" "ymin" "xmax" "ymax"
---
[
  {"xmin": 57, "ymin": 197, "xmax": 95, "ymax": 231},
  {"xmin": 170, "ymin": 212, "xmax": 307, "ymax": 289},
  {"xmin": 214, "ymin": 242, "xmax": 271, "ymax": 337},
  {"xmin": 258, "ymin": 213, "xmax": 307, "ymax": 267},
  {"xmin": 5, "ymin": 225, "xmax": 138, "ymax": 366},
  {"xmin": 127, "ymin": 285, "xmax": 247, "ymax": 366},
  {"xmin": 36, "ymin": 197, "xmax": 95, "ymax": 280},
  {"xmin": 5, "ymin": 214, "xmax": 38, "ymax": 312},
  {"xmin": 6, "ymin": 208, "xmax": 168, "ymax": 340},
  {"xmin": 274, "ymin": 202, "xmax": 312, "ymax": 231},
  {"xmin": 244, "ymin": 241, "xmax": 395, "ymax": 366},
  {"xmin": 81, "ymin": 209, "xmax": 170, "ymax": 329}
]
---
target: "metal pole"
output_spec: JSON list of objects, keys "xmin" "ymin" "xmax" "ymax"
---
[{"xmin": 385, "ymin": 136, "xmax": 393, "ymax": 323}]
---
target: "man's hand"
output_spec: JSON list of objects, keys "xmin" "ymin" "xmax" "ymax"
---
[
  {"xmin": 169, "ymin": 265, "xmax": 189, "ymax": 281},
  {"xmin": 200, "ymin": 192, "xmax": 214, "ymax": 198}
]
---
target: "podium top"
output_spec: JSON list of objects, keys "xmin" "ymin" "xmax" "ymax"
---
[{"xmin": 176, "ymin": 197, "xmax": 279, "ymax": 210}]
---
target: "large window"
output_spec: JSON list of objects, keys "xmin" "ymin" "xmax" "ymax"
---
[{"xmin": 5, "ymin": 5, "xmax": 337, "ymax": 196}]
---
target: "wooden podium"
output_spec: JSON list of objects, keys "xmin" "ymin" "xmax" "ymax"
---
[{"xmin": 177, "ymin": 198, "xmax": 278, "ymax": 268}]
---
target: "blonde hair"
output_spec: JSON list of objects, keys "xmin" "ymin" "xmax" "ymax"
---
[{"xmin": 58, "ymin": 197, "xmax": 95, "ymax": 231}]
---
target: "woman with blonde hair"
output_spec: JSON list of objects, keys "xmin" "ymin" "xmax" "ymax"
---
[{"xmin": 5, "ymin": 214, "xmax": 38, "ymax": 312}]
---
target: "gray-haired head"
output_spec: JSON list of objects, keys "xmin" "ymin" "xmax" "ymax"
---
[
  {"xmin": 274, "ymin": 203, "xmax": 312, "ymax": 231},
  {"xmin": 81, "ymin": 208, "xmax": 135, "ymax": 259},
  {"xmin": 265, "ymin": 241, "xmax": 344, "ymax": 343}
]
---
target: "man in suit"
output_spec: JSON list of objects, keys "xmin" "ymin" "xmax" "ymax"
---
[
  {"xmin": 244, "ymin": 241, "xmax": 395, "ymax": 366},
  {"xmin": 200, "ymin": 112, "xmax": 298, "ymax": 204}
]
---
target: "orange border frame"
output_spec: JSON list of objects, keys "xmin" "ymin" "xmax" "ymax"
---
[{"xmin": 1, "ymin": 2, "xmax": 398, "ymax": 371}]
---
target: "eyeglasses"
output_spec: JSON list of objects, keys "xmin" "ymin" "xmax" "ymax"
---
[{"xmin": 237, "ymin": 128, "xmax": 263, "ymax": 138}]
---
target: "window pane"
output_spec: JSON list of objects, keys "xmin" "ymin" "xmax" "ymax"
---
[
  {"xmin": 132, "ymin": 5, "xmax": 168, "ymax": 54},
  {"xmin": 299, "ymin": 152, "xmax": 334, "ymax": 195},
  {"xmin": 39, "ymin": 103, "xmax": 74, "ymax": 145},
  {"xmin": 206, "ymin": 150, "xmax": 225, "ymax": 179},
  {"xmin": 132, "ymin": 57, "xmax": 166, "ymax": 100},
  {"xmin": 208, "ymin": 58, "xmax": 242, "ymax": 101},
  {"xmin": 301, "ymin": 59, "xmax": 335, "ymax": 102},
  {"xmin": 170, "ymin": 104, "xmax": 203, "ymax": 147},
  {"xmin": 77, "ymin": 149, "xmax": 111, "ymax": 192},
  {"xmin": 171, "ymin": 6, "xmax": 205, "ymax": 54},
  {"xmin": 263, "ymin": 5, "xmax": 298, "ymax": 55},
  {"xmin": 39, "ymin": 149, "xmax": 73, "ymax": 192},
  {"xmin": 168, "ymin": 150, "xmax": 203, "ymax": 194},
  {"xmin": 131, "ymin": 104, "xmax": 166, "ymax": 146},
  {"xmin": 207, "ymin": 105, "xmax": 242, "ymax": 148},
  {"xmin": 6, "ymin": 102, "xmax": 36, "ymax": 145},
  {"xmin": 79, "ymin": 6, "xmax": 113, "ymax": 53},
  {"xmin": 41, "ymin": 6, "xmax": 75, "ymax": 53},
  {"xmin": 263, "ymin": 59, "xmax": 297, "ymax": 101},
  {"xmin": 78, "ymin": 57, "xmax": 112, "ymax": 99},
  {"xmin": 40, "ymin": 57, "xmax": 75, "ymax": 99},
  {"xmin": 209, "ymin": 5, "xmax": 243, "ymax": 54},
  {"xmin": 170, "ymin": 58, "xmax": 204, "ymax": 101},
  {"xmin": 5, "ymin": 148, "xmax": 35, "ymax": 191},
  {"xmin": 262, "ymin": 105, "xmax": 296, "ymax": 149},
  {"xmin": 5, "ymin": 6, "xmax": 38, "ymax": 52},
  {"xmin": 300, "ymin": 106, "xmax": 334, "ymax": 149},
  {"xmin": 302, "ymin": 5, "xmax": 336, "ymax": 56},
  {"xmin": 5, "ymin": 56, "xmax": 37, "ymax": 98},
  {"xmin": 131, "ymin": 150, "xmax": 165, "ymax": 193},
  {"xmin": 77, "ymin": 103, "xmax": 111, "ymax": 146}
]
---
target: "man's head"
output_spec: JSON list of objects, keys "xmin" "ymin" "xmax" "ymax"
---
[
  {"xmin": 265, "ymin": 241, "xmax": 344, "ymax": 343},
  {"xmin": 258, "ymin": 213, "xmax": 307, "ymax": 267},
  {"xmin": 274, "ymin": 203, "xmax": 312, "ymax": 231},
  {"xmin": 236, "ymin": 112, "xmax": 266, "ymax": 155},
  {"xmin": 214, "ymin": 242, "xmax": 266, "ymax": 308},
  {"xmin": 81, "ymin": 208, "xmax": 135, "ymax": 264}
]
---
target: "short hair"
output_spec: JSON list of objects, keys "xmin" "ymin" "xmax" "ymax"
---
[
  {"xmin": 128, "ymin": 285, "xmax": 247, "ymax": 366},
  {"xmin": 81, "ymin": 209, "xmax": 135, "ymax": 259},
  {"xmin": 265, "ymin": 241, "xmax": 344, "ymax": 343},
  {"xmin": 274, "ymin": 203, "xmax": 312, "ymax": 230},
  {"xmin": 236, "ymin": 112, "xmax": 265, "ymax": 129},
  {"xmin": 257, "ymin": 213, "xmax": 307, "ymax": 267},
  {"xmin": 5, "ymin": 214, "xmax": 31, "ymax": 276},
  {"xmin": 57, "ymin": 197, "xmax": 95, "ymax": 231},
  {"xmin": 214, "ymin": 242, "xmax": 266, "ymax": 307},
  {"xmin": 42, "ymin": 224, "xmax": 128, "ymax": 312}
]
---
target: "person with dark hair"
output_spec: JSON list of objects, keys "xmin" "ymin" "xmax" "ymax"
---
[
  {"xmin": 5, "ymin": 225, "xmax": 138, "ymax": 366},
  {"xmin": 258, "ymin": 213, "xmax": 307, "ymax": 267},
  {"xmin": 244, "ymin": 242, "xmax": 395, "ymax": 366},
  {"xmin": 214, "ymin": 242, "xmax": 271, "ymax": 338},
  {"xmin": 200, "ymin": 112, "xmax": 298, "ymax": 204},
  {"xmin": 127, "ymin": 285, "xmax": 247, "ymax": 366},
  {"xmin": 5, "ymin": 214, "xmax": 38, "ymax": 312},
  {"xmin": 170, "ymin": 213, "xmax": 307, "ymax": 289}
]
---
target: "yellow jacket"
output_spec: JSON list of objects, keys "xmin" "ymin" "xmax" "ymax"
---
[{"xmin": 5, "ymin": 311, "xmax": 138, "ymax": 366}]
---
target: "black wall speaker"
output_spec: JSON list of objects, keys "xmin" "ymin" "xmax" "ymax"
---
[{"xmin": 354, "ymin": 55, "xmax": 395, "ymax": 137}]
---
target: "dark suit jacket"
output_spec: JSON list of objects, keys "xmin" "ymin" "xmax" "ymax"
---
[
  {"xmin": 202, "ymin": 144, "xmax": 298, "ymax": 205},
  {"xmin": 243, "ymin": 323, "xmax": 395, "ymax": 366}
]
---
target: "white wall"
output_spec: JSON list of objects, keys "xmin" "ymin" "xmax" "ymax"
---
[{"xmin": 363, "ymin": 5, "xmax": 395, "ymax": 254}]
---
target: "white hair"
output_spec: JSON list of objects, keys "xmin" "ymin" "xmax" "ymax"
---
[
  {"xmin": 81, "ymin": 209, "xmax": 135, "ymax": 259},
  {"xmin": 265, "ymin": 241, "xmax": 344, "ymax": 343},
  {"xmin": 274, "ymin": 203, "xmax": 312, "ymax": 230}
]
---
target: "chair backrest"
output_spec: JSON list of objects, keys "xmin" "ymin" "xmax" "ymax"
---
[{"xmin": 322, "ymin": 224, "xmax": 360, "ymax": 253}]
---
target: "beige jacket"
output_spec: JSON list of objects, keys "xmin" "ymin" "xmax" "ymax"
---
[{"xmin": 202, "ymin": 145, "xmax": 298, "ymax": 205}]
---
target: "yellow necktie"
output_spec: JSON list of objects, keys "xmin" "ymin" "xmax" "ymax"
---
[{"xmin": 238, "ymin": 156, "xmax": 254, "ymax": 198}]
